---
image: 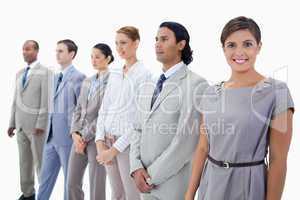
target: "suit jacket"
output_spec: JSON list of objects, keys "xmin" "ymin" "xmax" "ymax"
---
[
  {"xmin": 70, "ymin": 72, "xmax": 110, "ymax": 142},
  {"xmin": 9, "ymin": 63, "xmax": 52, "ymax": 133},
  {"xmin": 46, "ymin": 66, "xmax": 86, "ymax": 146},
  {"xmin": 130, "ymin": 65, "xmax": 209, "ymax": 200}
]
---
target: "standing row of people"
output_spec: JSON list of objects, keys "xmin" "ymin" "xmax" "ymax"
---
[{"xmin": 8, "ymin": 16, "xmax": 294, "ymax": 200}]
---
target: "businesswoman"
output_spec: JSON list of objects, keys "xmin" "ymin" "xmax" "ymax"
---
[
  {"xmin": 67, "ymin": 43, "xmax": 114, "ymax": 200},
  {"xmin": 185, "ymin": 16, "xmax": 294, "ymax": 200},
  {"xmin": 95, "ymin": 26, "xmax": 151, "ymax": 200}
]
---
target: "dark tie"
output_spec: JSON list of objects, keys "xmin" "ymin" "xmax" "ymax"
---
[
  {"xmin": 150, "ymin": 74, "xmax": 167, "ymax": 109},
  {"xmin": 56, "ymin": 72, "xmax": 63, "ymax": 92},
  {"xmin": 22, "ymin": 66, "xmax": 30, "ymax": 88}
]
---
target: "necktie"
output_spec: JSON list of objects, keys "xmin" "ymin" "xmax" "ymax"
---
[
  {"xmin": 22, "ymin": 67, "xmax": 30, "ymax": 88},
  {"xmin": 56, "ymin": 72, "xmax": 63, "ymax": 92},
  {"xmin": 150, "ymin": 74, "xmax": 167, "ymax": 109}
]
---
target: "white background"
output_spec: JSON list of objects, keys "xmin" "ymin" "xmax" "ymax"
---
[{"xmin": 0, "ymin": 0, "xmax": 299, "ymax": 199}]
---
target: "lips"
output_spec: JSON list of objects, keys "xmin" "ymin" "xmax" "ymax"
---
[{"xmin": 233, "ymin": 58, "xmax": 248, "ymax": 64}]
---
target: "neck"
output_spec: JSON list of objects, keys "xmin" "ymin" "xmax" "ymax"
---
[
  {"xmin": 27, "ymin": 59, "xmax": 37, "ymax": 66},
  {"xmin": 227, "ymin": 68, "xmax": 265, "ymax": 87},
  {"xmin": 162, "ymin": 58, "xmax": 182, "ymax": 72},
  {"xmin": 124, "ymin": 56, "xmax": 137, "ymax": 69},
  {"xmin": 97, "ymin": 68, "xmax": 108, "ymax": 75},
  {"xmin": 61, "ymin": 62, "xmax": 72, "ymax": 70}
]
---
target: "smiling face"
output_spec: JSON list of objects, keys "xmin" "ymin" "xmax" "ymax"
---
[
  {"xmin": 91, "ymin": 48, "xmax": 110, "ymax": 71},
  {"xmin": 155, "ymin": 27, "xmax": 185, "ymax": 67},
  {"xmin": 115, "ymin": 33, "xmax": 138, "ymax": 60},
  {"xmin": 223, "ymin": 29, "xmax": 261, "ymax": 73}
]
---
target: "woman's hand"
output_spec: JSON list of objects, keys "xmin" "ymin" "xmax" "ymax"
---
[
  {"xmin": 96, "ymin": 147, "xmax": 119, "ymax": 165},
  {"xmin": 72, "ymin": 132, "xmax": 86, "ymax": 155}
]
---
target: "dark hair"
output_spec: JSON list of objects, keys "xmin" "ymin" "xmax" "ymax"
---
[
  {"xmin": 117, "ymin": 26, "xmax": 140, "ymax": 41},
  {"xmin": 221, "ymin": 16, "xmax": 261, "ymax": 47},
  {"xmin": 57, "ymin": 39, "xmax": 78, "ymax": 58},
  {"xmin": 25, "ymin": 40, "xmax": 39, "ymax": 51},
  {"xmin": 159, "ymin": 21, "xmax": 193, "ymax": 65},
  {"xmin": 93, "ymin": 43, "xmax": 114, "ymax": 64}
]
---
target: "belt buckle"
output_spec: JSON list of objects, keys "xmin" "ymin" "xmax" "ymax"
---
[{"xmin": 223, "ymin": 161, "xmax": 230, "ymax": 169}]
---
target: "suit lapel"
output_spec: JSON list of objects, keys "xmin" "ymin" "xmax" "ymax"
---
[
  {"xmin": 54, "ymin": 67, "xmax": 75, "ymax": 98},
  {"xmin": 21, "ymin": 64, "xmax": 41, "ymax": 92},
  {"xmin": 88, "ymin": 73, "xmax": 109, "ymax": 101},
  {"xmin": 146, "ymin": 66, "xmax": 187, "ymax": 120}
]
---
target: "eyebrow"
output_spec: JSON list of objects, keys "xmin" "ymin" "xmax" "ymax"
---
[{"xmin": 243, "ymin": 39, "xmax": 255, "ymax": 42}]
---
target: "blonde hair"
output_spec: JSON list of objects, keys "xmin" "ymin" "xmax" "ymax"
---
[{"xmin": 116, "ymin": 26, "xmax": 140, "ymax": 41}]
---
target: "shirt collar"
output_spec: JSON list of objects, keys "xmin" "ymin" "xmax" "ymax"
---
[
  {"xmin": 27, "ymin": 60, "xmax": 39, "ymax": 69},
  {"xmin": 60, "ymin": 64, "xmax": 73, "ymax": 76},
  {"xmin": 123, "ymin": 60, "xmax": 141, "ymax": 77},
  {"xmin": 95, "ymin": 70, "xmax": 109, "ymax": 82},
  {"xmin": 163, "ymin": 61, "xmax": 184, "ymax": 79}
]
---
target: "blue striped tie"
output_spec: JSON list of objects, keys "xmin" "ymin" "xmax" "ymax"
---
[
  {"xmin": 22, "ymin": 66, "xmax": 30, "ymax": 88},
  {"xmin": 150, "ymin": 74, "xmax": 166, "ymax": 109}
]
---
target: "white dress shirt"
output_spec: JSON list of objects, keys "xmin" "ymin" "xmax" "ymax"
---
[
  {"xmin": 25, "ymin": 60, "xmax": 40, "ymax": 77},
  {"xmin": 95, "ymin": 61, "xmax": 152, "ymax": 152},
  {"xmin": 163, "ymin": 61, "xmax": 185, "ymax": 79}
]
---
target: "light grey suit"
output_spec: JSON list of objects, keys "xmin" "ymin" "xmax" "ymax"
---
[
  {"xmin": 9, "ymin": 63, "xmax": 51, "ymax": 197},
  {"xmin": 67, "ymin": 72, "xmax": 109, "ymax": 200},
  {"xmin": 130, "ymin": 65, "xmax": 208, "ymax": 200}
]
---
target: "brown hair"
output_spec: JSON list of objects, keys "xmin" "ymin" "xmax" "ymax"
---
[
  {"xmin": 220, "ymin": 16, "xmax": 261, "ymax": 47},
  {"xmin": 116, "ymin": 26, "xmax": 140, "ymax": 41}
]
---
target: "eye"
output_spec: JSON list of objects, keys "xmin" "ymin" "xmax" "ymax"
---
[
  {"xmin": 226, "ymin": 42, "xmax": 235, "ymax": 48},
  {"xmin": 244, "ymin": 41, "xmax": 253, "ymax": 48}
]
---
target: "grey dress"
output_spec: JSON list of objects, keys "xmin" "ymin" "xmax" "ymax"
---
[{"xmin": 198, "ymin": 78, "xmax": 294, "ymax": 200}]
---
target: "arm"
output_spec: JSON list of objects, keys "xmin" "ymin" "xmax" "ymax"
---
[
  {"xmin": 185, "ymin": 114, "xmax": 209, "ymax": 199},
  {"xmin": 266, "ymin": 110, "xmax": 293, "ymax": 200},
  {"xmin": 35, "ymin": 69, "xmax": 51, "ymax": 130},
  {"xmin": 8, "ymin": 74, "xmax": 17, "ymax": 137},
  {"xmin": 70, "ymin": 79, "xmax": 86, "ymax": 136},
  {"xmin": 9, "ymin": 75, "xmax": 17, "ymax": 128}
]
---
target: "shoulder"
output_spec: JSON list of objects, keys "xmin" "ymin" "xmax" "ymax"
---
[
  {"xmin": 186, "ymin": 69, "xmax": 209, "ymax": 88},
  {"xmin": 72, "ymin": 68, "xmax": 86, "ymax": 81}
]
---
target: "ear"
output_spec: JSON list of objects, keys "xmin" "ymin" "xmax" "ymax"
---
[
  {"xmin": 178, "ymin": 40, "xmax": 186, "ymax": 51},
  {"xmin": 134, "ymin": 40, "xmax": 140, "ymax": 49},
  {"xmin": 257, "ymin": 42, "xmax": 262, "ymax": 54},
  {"xmin": 106, "ymin": 55, "xmax": 111, "ymax": 64},
  {"xmin": 70, "ymin": 51, "xmax": 75, "ymax": 59}
]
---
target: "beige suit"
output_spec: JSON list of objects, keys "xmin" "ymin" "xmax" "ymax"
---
[
  {"xmin": 130, "ymin": 65, "xmax": 209, "ymax": 200},
  {"xmin": 67, "ymin": 72, "xmax": 109, "ymax": 200},
  {"xmin": 9, "ymin": 63, "xmax": 51, "ymax": 197}
]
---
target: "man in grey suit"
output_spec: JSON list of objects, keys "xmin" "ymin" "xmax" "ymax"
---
[
  {"xmin": 8, "ymin": 40, "xmax": 51, "ymax": 200},
  {"xmin": 37, "ymin": 39, "xmax": 86, "ymax": 200},
  {"xmin": 130, "ymin": 22, "xmax": 209, "ymax": 200}
]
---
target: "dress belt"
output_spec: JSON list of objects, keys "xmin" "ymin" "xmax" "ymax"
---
[{"xmin": 208, "ymin": 155, "xmax": 265, "ymax": 169}]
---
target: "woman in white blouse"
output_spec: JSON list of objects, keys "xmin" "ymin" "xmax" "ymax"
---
[{"xmin": 95, "ymin": 26, "xmax": 151, "ymax": 200}]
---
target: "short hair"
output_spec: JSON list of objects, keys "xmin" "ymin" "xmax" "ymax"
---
[
  {"xmin": 116, "ymin": 26, "xmax": 140, "ymax": 41},
  {"xmin": 220, "ymin": 16, "xmax": 261, "ymax": 47},
  {"xmin": 57, "ymin": 39, "xmax": 78, "ymax": 58},
  {"xmin": 159, "ymin": 21, "xmax": 193, "ymax": 65},
  {"xmin": 93, "ymin": 43, "xmax": 114, "ymax": 64},
  {"xmin": 25, "ymin": 40, "xmax": 39, "ymax": 51}
]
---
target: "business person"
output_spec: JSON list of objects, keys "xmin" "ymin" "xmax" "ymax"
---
[
  {"xmin": 95, "ymin": 26, "xmax": 151, "ymax": 200},
  {"xmin": 8, "ymin": 40, "xmax": 50, "ymax": 200},
  {"xmin": 185, "ymin": 16, "xmax": 295, "ymax": 200},
  {"xmin": 37, "ymin": 39, "xmax": 86, "ymax": 200},
  {"xmin": 130, "ymin": 22, "xmax": 209, "ymax": 200},
  {"xmin": 67, "ymin": 43, "xmax": 114, "ymax": 200}
]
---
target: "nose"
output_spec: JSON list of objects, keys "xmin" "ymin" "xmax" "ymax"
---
[{"xmin": 234, "ymin": 46, "xmax": 245, "ymax": 57}]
